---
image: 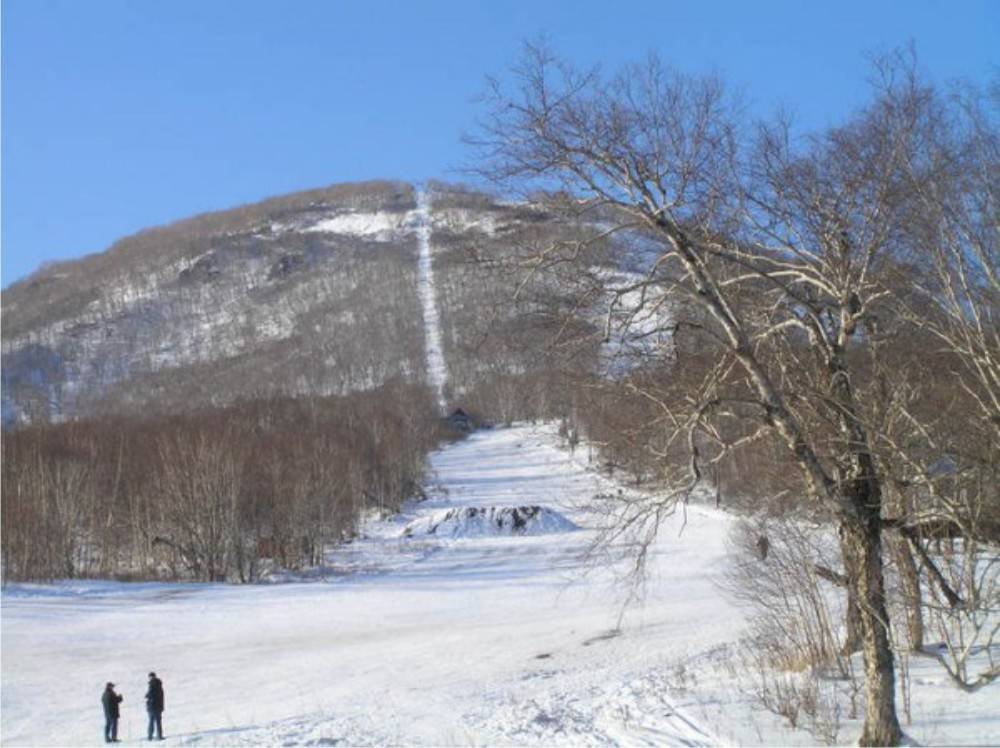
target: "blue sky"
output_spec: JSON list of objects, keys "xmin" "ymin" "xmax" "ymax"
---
[{"xmin": 2, "ymin": 0, "xmax": 996, "ymax": 287}]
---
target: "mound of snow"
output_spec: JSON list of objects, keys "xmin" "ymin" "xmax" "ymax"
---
[{"xmin": 402, "ymin": 505, "xmax": 577, "ymax": 538}]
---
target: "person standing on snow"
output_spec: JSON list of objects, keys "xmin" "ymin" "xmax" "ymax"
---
[
  {"xmin": 101, "ymin": 682, "xmax": 123, "ymax": 743},
  {"xmin": 145, "ymin": 671, "xmax": 165, "ymax": 741}
]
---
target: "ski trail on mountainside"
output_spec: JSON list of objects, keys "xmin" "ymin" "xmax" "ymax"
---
[{"xmin": 414, "ymin": 187, "xmax": 448, "ymax": 413}]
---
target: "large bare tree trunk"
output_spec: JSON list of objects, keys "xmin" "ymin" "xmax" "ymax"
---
[
  {"xmin": 828, "ymin": 339, "xmax": 902, "ymax": 745},
  {"xmin": 839, "ymin": 526, "xmax": 865, "ymax": 656},
  {"xmin": 842, "ymin": 502, "xmax": 903, "ymax": 746},
  {"xmin": 889, "ymin": 535, "xmax": 924, "ymax": 651}
]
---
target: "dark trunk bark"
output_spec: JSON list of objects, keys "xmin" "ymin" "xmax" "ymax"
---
[
  {"xmin": 889, "ymin": 536, "xmax": 924, "ymax": 651},
  {"xmin": 842, "ymin": 505, "xmax": 903, "ymax": 746},
  {"xmin": 824, "ymin": 336, "xmax": 902, "ymax": 746},
  {"xmin": 839, "ymin": 526, "xmax": 865, "ymax": 656}
]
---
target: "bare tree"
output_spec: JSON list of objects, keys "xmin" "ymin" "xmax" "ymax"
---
[
  {"xmin": 864, "ymin": 67, "xmax": 1000, "ymax": 689},
  {"xmin": 466, "ymin": 43, "xmax": 986, "ymax": 744},
  {"xmin": 152, "ymin": 420, "xmax": 247, "ymax": 582},
  {"xmin": 2, "ymin": 380, "xmax": 442, "ymax": 584}
]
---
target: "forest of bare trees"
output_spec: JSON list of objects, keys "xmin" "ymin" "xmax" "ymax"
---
[
  {"xmin": 469, "ymin": 44, "xmax": 998, "ymax": 746},
  {"xmin": 2, "ymin": 380, "xmax": 442, "ymax": 583}
]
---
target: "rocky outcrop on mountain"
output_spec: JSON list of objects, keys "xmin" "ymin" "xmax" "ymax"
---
[{"xmin": 2, "ymin": 181, "xmax": 427, "ymax": 421}]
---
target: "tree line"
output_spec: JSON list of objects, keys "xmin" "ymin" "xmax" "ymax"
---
[{"xmin": 2, "ymin": 380, "xmax": 442, "ymax": 583}]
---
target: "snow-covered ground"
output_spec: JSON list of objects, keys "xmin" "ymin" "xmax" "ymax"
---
[
  {"xmin": 2, "ymin": 425, "xmax": 997, "ymax": 746},
  {"xmin": 412, "ymin": 187, "xmax": 449, "ymax": 413}
]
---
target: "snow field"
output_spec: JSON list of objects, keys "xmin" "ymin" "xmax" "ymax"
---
[{"xmin": 2, "ymin": 425, "xmax": 998, "ymax": 746}]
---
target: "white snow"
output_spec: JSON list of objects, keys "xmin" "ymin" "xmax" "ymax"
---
[
  {"xmin": 432, "ymin": 208, "xmax": 499, "ymax": 236},
  {"xmin": 413, "ymin": 187, "xmax": 449, "ymax": 413},
  {"xmin": 298, "ymin": 212, "xmax": 407, "ymax": 239},
  {"xmin": 2, "ymin": 425, "xmax": 998, "ymax": 746},
  {"xmin": 282, "ymin": 205, "xmax": 500, "ymax": 242},
  {"xmin": 401, "ymin": 505, "xmax": 578, "ymax": 538},
  {"xmin": 596, "ymin": 270, "xmax": 674, "ymax": 378}
]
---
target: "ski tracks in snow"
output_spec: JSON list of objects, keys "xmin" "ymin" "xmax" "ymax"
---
[
  {"xmin": 178, "ymin": 662, "xmax": 718, "ymax": 748},
  {"xmin": 413, "ymin": 187, "xmax": 449, "ymax": 414},
  {"xmin": 470, "ymin": 669, "xmax": 717, "ymax": 747}
]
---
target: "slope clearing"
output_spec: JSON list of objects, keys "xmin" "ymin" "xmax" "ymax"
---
[{"xmin": 2, "ymin": 426, "xmax": 996, "ymax": 745}]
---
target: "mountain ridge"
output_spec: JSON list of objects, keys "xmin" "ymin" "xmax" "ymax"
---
[{"xmin": 1, "ymin": 180, "xmax": 576, "ymax": 424}]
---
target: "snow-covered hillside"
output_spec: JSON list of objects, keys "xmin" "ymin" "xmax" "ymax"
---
[{"xmin": 2, "ymin": 426, "xmax": 996, "ymax": 746}]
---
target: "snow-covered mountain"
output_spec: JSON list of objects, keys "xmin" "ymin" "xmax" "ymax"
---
[
  {"xmin": 3, "ymin": 180, "xmax": 676, "ymax": 425},
  {"xmin": 0, "ymin": 182, "xmax": 567, "ymax": 422}
]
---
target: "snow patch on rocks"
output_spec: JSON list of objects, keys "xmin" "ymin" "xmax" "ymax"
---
[
  {"xmin": 401, "ymin": 505, "xmax": 578, "ymax": 538},
  {"xmin": 272, "ymin": 210, "xmax": 409, "ymax": 240},
  {"xmin": 432, "ymin": 207, "xmax": 499, "ymax": 235},
  {"xmin": 301, "ymin": 211, "xmax": 406, "ymax": 238}
]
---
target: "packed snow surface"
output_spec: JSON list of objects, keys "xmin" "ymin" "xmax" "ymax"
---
[
  {"xmin": 2, "ymin": 426, "xmax": 998, "ymax": 746},
  {"xmin": 412, "ymin": 187, "xmax": 449, "ymax": 413}
]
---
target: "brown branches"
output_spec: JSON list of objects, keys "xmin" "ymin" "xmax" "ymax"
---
[
  {"xmin": 1, "ymin": 383, "xmax": 443, "ymax": 582},
  {"xmin": 468, "ymin": 42, "xmax": 1000, "ymax": 745}
]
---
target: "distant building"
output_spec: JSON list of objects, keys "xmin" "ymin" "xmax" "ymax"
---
[{"xmin": 445, "ymin": 407, "xmax": 473, "ymax": 432}]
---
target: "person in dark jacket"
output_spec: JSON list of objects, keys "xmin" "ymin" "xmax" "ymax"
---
[
  {"xmin": 145, "ymin": 671, "xmax": 165, "ymax": 741},
  {"xmin": 101, "ymin": 682, "xmax": 123, "ymax": 743}
]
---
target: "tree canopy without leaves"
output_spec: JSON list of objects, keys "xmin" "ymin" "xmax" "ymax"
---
[{"xmin": 471, "ymin": 43, "xmax": 998, "ymax": 746}]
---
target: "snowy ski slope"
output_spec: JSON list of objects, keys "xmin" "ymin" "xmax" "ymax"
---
[
  {"xmin": 2, "ymin": 426, "xmax": 997, "ymax": 746},
  {"xmin": 413, "ymin": 187, "xmax": 449, "ymax": 414}
]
